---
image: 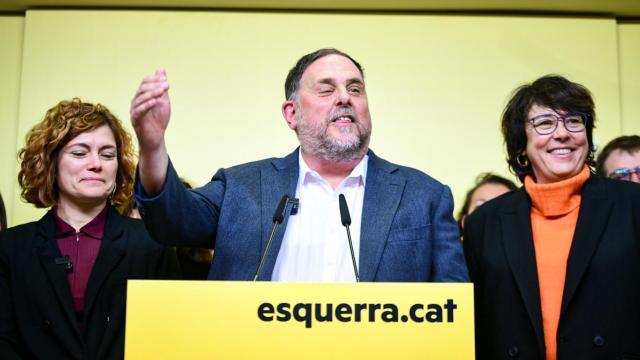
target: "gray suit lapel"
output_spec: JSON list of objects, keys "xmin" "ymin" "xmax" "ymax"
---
[
  {"xmin": 500, "ymin": 189, "xmax": 545, "ymax": 353},
  {"xmin": 359, "ymin": 151, "xmax": 405, "ymax": 281},
  {"xmin": 257, "ymin": 149, "xmax": 299, "ymax": 281}
]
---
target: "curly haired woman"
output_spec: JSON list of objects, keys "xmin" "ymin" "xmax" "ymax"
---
[{"xmin": 0, "ymin": 98, "xmax": 179, "ymax": 360}]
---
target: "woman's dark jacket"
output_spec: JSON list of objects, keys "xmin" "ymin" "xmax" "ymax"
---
[
  {"xmin": 0, "ymin": 206, "xmax": 180, "ymax": 359},
  {"xmin": 464, "ymin": 175, "xmax": 640, "ymax": 360}
]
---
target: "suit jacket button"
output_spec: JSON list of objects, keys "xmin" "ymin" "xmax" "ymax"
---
[
  {"xmin": 593, "ymin": 335, "xmax": 605, "ymax": 347},
  {"xmin": 43, "ymin": 320, "xmax": 52, "ymax": 332},
  {"xmin": 508, "ymin": 346, "xmax": 519, "ymax": 357}
]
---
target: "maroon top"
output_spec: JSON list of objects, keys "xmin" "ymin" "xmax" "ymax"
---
[{"xmin": 54, "ymin": 206, "xmax": 108, "ymax": 317}]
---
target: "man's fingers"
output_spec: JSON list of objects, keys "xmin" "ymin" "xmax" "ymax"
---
[
  {"xmin": 135, "ymin": 68, "xmax": 167, "ymax": 94},
  {"xmin": 135, "ymin": 81, "xmax": 168, "ymax": 99},
  {"xmin": 130, "ymin": 97, "xmax": 157, "ymax": 121},
  {"xmin": 130, "ymin": 69, "xmax": 170, "ymax": 123},
  {"xmin": 135, "ymin": 75, "xmax": 168, "ymax": 96},
  {"xmin": 131, "ymin": 85, "xmax": 168, "ymax": 109}
]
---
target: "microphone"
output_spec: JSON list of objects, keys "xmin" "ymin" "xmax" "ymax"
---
[
  {"xmin": 288, "ymin": 197, "xmax": 300, "ymax": 215},
  {"xmin": 254, "ymin": 195, "xmax": 289, "ymax": 281},
  {"xmin": 338, "ymin": 194, "xmax": 359, "ymax": 282},
  {"xmin": 55, "ymin": 256, "xmax": 74, "ymax": 273}
]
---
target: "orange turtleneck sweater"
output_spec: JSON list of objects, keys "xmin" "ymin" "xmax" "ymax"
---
[{"xmin": 524, "ymin": 165, "xmax": 590, "ymax": 360}]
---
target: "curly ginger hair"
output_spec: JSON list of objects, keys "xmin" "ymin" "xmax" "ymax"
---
[{"xmin": 18, "ymin": 98, "xmax": 136, "ymax": 214}]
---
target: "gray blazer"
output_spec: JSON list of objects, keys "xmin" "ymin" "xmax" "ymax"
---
[{"xmin": 136, "ymin": 148, "xmax": 468, "ymax": 282}]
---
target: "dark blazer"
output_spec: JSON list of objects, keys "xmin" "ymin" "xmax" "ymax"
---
[
  {"xmin": 464, "ymin": 175, "xmax": 640, "ymax": 360},
  {"xmin": 136, "ymin": 148, "xmax": 469, "ymax": 282},
  {"xmin": 0, "ymin": 206, "xmax": 180, "ymax": 360}
]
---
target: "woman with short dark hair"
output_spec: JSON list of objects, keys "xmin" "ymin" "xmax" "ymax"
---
[{"xmin": 464, "ymin": 75, "xmax": 640, "ymax": 360}]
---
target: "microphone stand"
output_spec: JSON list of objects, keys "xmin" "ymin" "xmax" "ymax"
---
[
  {"xmin": 339, "ymin": 194, "xmax": 360, "ymax": 282},
  {"xmin": 254, "ymin": 195, "xmax": 289, "ymax": 281}
]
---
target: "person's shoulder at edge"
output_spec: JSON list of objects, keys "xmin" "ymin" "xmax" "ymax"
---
[
  {"xmin": 594, "ymin": 173, "xmax": 640, "ymax": 194},
  {"xmin": 0, "ymin": 217, "xmax": 44, "ymax": 245},
  {"xmin": 589, "ymin": 175, "xmax": 640, "ymax": 216}
]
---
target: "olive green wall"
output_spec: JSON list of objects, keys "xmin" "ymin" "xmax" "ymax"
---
[
  {"xmin": 0, "ymin": 15, "xmax": 24, "ymax": 228},
  {"xmin": 2, "ymin": 10, "xmax": 639, "ymax": 226},
  {"xmin": 618, "ymin": 23, "xmax": 640, "ymax": 135}
]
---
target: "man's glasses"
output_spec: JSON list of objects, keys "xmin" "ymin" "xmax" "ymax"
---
[
  {"xmin": 529, "ymin": 112, "xmax": 588, "ymax": 135},
  {"xmin": 608, "ymin": 165, "xmax": 640, "ymax": 181}
]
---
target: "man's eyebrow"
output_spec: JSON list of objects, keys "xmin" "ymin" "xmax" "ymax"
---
[
  {"xmin": 315, "ymin": 78, "xmax": 336, "ymax": 86},
  {"xmin": 315, "ymin": 78, "xmax": 364, "ymax": 86}
]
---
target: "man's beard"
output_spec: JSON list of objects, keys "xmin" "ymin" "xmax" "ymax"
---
[{"xmin": 296, "ymin": 106, "xmax": 371, "ymax": 162}]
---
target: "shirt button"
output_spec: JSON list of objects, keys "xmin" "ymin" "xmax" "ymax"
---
[{"xmin": 507, "ymin": 346, "xmax": 519, "ymax": 357}]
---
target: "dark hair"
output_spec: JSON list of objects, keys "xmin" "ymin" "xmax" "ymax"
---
[
  {"xmin": 284, "ymin": 48, "xmax": 364, "ymax": 100},
  {"xmin": 595, "ymin": 135, "xmax": 640, "ymax": 176},
  {"xmin": 0, "ymin": 192, "xmax": 6, "ymax": 231},
  {"xmin": 457, "ymin": 173, "xmax": 517, "ymax": 230},
  {"xmin": 501, "ymin": 75, "xmax": 596, "ymax": 182}
]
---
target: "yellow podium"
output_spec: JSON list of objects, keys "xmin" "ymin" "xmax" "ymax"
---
[{"xmin": 125, "ymin": 281, "xmax": 474, "ymax": 359}]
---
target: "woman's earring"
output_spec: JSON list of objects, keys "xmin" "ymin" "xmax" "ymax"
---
[{"xmin": 516, "ymin": 154, "xmax": 529, "ymax": 168}]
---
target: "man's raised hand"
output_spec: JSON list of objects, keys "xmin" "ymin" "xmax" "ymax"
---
[{"xmin": 130, "ymin": 68, "xmax": 171, "ymax": 153}]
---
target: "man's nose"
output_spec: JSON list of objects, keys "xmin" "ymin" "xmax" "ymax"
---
[{"xmin": 335, "ymin": 87, "xmax": 351, "ymax": 106}]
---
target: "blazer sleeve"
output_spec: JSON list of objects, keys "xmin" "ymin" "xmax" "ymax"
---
[
  {"xmin": 153, "ymin": 245, "xmax": 182, "ymax": 280},
  {"xmin": 135, "ymin": 158, "xmax": 225, "ymax": 248},
  {"xmin": 430, "ymin": 185, "xmax": 469, "ymax": 282}
]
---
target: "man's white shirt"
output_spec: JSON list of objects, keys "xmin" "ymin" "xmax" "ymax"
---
[{"xmin": 271, "ymin": 152, "xmax": 368, "ymax": 282}]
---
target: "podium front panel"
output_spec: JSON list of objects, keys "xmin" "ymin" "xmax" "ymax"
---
[{"xmin": 125, "ymin": 281, "xmax": 474, "ymax": 359}]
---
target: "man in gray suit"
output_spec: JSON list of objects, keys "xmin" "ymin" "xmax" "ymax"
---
[{"xmin": 130, "ymin": 48, "xmax": 468, "ymax": 282}]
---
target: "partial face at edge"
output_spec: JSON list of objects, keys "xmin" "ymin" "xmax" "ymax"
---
[
  {"xmin": 603, "ymin": 149, "xmax": 640, "ymax": 183},
  {"xmin": 468, "ymin": 183, "xmax": 513, "ymax": 214}
]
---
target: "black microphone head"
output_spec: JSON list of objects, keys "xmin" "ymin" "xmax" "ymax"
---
[
  {"xmin": 288, "ymin": 197, "xmax": 299, "ymax": 215},
  {"xmin": 273, "ymin": 195, "xmax": 289, "ymax": 224},
  {"xmin": 338, "ymin": 194, "xmax": 351, "ymax": 226}
]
